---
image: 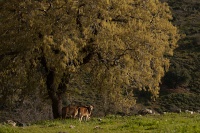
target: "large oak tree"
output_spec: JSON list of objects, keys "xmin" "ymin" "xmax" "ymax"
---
[{"xmin": 0, "ymin": 0, "xmax": 179, "ymax": 118}]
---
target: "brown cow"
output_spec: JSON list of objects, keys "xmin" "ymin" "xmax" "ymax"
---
[
  {"xmin": 78, "ymin": 105, "xmax": 94, "ymax": 122},
  {"xmin": 62, "ymin": 105, "xmax": 79, "ymax": 119}
]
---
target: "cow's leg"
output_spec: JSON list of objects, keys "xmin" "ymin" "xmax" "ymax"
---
[
  {"xmin": 79, "ymin": 116, "xmax": 83, "ymax": 122},
  {"xmin": 63, "ymin": 113, "xmax": 67, "ymax": 119},
  {"xmin": 74, "ymin": 110, "xmax": 78, "ymax": 118}
]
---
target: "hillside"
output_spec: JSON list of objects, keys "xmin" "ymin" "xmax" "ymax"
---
[
  {"xmin": 161, "ymin": 0, "xmax": 200, "ymax": 91},
  {"xmin": 157, "ymin": 0, "xmax": 200, "ymax": 112}
]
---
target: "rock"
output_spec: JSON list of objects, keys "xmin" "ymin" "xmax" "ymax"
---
[
  {"xmin": 69, "ymin": 125, "xmax": 75, "ymax": 129},
  {"xmin": 94, "ymin": 125, "xmax": 102, "ymax": 130},
  {"xmin": 138, "ymin": 108, "xmax": 153, "ymax": 115},
  {"xmin": 6, "ymin": 120, "xmax": 16, "ymax": 127}
]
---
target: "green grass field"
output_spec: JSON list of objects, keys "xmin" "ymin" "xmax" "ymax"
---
[{"xmin": 1, "ymin": 113, "xmax": 200, "ymax": 133}]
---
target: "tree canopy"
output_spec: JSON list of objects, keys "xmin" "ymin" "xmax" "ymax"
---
[{"xmin": 0, "ymin": 0, "xmax": 179, "ymax": 118}]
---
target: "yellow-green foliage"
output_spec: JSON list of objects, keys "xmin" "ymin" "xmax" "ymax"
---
[
  {"xmin": 78, "ymin": 0, "xmax": 179, "ymax": 103},
  {"xmin": 0, "ymin": 0, "xmax": 179, "ymax": 112}
]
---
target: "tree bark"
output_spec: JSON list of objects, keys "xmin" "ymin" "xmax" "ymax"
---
[
  {"xmin": 51, "ymin": 95, "xmax": 62, "ymax": 119},
  {"xmin": 46, "ymin": 70, "xmax": 64, "ymax": 119},
  {"xmin": 40, "ymin": 51, "xmax": 64, "ymax": 119}
]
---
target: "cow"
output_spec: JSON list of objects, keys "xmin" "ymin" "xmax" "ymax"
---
[
  {"xmin": 62, "ymin": 105, "xmax": 79, "ymax": 119},
  {"xmin": 78, "ymin": 105, "xmax": 94, "ymax": 122}
]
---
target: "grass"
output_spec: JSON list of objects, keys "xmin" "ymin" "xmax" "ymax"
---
[{"xmin": 0, "ymin": 113, "xmax": 200, "ymax": 133}]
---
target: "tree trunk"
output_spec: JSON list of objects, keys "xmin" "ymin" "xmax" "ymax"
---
[
  {"xmin": 46, "ymin": 70, "xmax": 63, "ymax": 119},
  {"xmin": 40, "ymin": 48, "xmax": 68, "ymax": 119},
  {"xmin": 51, "ymin": 96, "xmax": 62, "ymax": 119}
]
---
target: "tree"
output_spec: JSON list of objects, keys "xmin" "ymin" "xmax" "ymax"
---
[{"xmin": 0, "ymin": 0, "xmax": 179, "ymax": 118}]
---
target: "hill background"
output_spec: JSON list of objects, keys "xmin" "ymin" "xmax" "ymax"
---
[{"xmin": 155, "ymin": 0, "xmax": 200, "ymax": 112}]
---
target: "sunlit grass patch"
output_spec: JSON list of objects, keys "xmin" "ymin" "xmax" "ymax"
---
[{"xmin": 0, "ymin": 113, "xmax": 200, "ymax": 133}]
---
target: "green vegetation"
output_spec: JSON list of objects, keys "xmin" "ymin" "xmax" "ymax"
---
[
  {"xmin": 1, "ymin": 114, "xmax": 200, "ymax": 133},
  {"xmin": 0, "ymin": 0, "xmax": 199, "ymax": 125},
  {"xmin": 157, "ymin": 0, "xmax": 200, "ymax": 114},
  {"xmin": 158, "ymin": 93, "xmax": 200, "ymax": 112},
  {"xmin": 161, "ymin": 0, "xmax": 200, "ymax": 92}
]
